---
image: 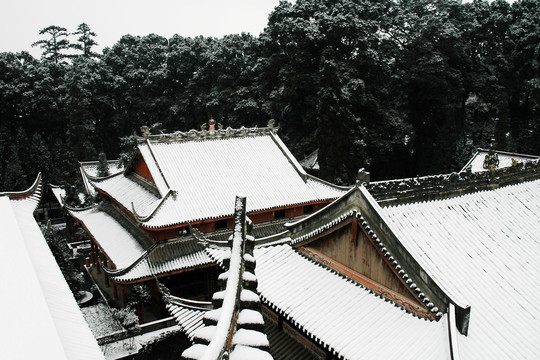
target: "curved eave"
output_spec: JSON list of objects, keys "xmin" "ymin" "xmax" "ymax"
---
[
  {"xmin": 100, "ymin": 242, "xmax": 158, "ymax": 277},
  {"xmin": 63, "ymin": 201, "xmax": 100, "ymax": 213},
  {"xmin": 285, "ymin": 185, "xmax": 358, "ymax": 229},
  {"xmin": 0, "ymin": 173, "xmax": 43, "ymax": 208},
  {"xmin": 109, "ymin": 237, "xmax": 216, "ymax": 283},
  {"xmin": 112, "ymin": 262, "xmax": 217, "ymax": 284},
  {"xmin": 132, "ymin": 189, "xmax": 174, "ymax": 223},
  {"xmin": 304, "ymin": 173, "xmax": 351, "ymax": 192}
]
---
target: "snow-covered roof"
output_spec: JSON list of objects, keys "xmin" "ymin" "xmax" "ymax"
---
[
  {"xmin": 461, "ymin": 148, "xmax": 539, "ymax": 173},
  {"xmin": 381, "ymin": 178, "xmax": 540, "ymax": 359},
  {"xmin": 0, "ymin": 175, "xmax": 104, "ymax": 359},
  {"xmin": 111, "ymin": 237, "xmax": 214, "ymax": 283},
  {"xmin": 165, "ymin": 300, "xmax": 208, "ymax": 340},
  {"xmin": 91, "ymin": 127, "xmax": 346, "ymax": 229},
  {"xmin": 90, "ymin": 174, "xmax": 161, "ymax": 216},
  {"xmin": 68, "ymin": 205, "xmax": 147, "ymax": 269},
  {"xmin": 206, "ymin": 243, "xmax": 450, "ymax": 360},
  {"xmin": 200, "ymin": 168, "xmax": 540, "ymax": 359},
  {"xmin": 80, "ymin": 160, "xmax": 124, "ymax": 195}
]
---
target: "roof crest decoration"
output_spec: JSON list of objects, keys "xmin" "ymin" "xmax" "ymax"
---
[
  {"xmin": 368, "ymin": 159, "xmax": 540, "ymax": 203},
  {"xmin": 483, "ymin": 139, "xmax": 500, "ymax": 171},
  {"xmin": 190, "ymin": 223, "xmax": 229, "ymax": 246},
  {"xmin": 160, "ymin": 284, "xmax": 213, "ymax": 311},
  {"xmin": 137, "ymin": 122, "xmax": 278, "ymax": 145}
]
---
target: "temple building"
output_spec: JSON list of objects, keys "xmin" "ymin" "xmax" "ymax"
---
[
  {"xmin": 55, "ymin": 120, "xmax": 540, "ymax": 358},
  {"xmin": 166, "ymin": 147, "xmax": 540, "ymax": 359},
  {"xmin": 63, "ymin": 123, "xmax": 347, "ymax": 319}
]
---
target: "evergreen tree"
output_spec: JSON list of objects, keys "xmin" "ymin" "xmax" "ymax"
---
[
  {"xmin": 72, "ymin": 23, "xmax": 100, "ymax": 59},
  {"xmin": 32, "ymin": 25, "xmax": 73, "ymax": 64},
  {"xmin": 96, "ymin": 152, "xmax": 110, "ymax": 177},
  {"xmin": 2, "ymin": 143, "xmax": 27, "ymax": 191}
]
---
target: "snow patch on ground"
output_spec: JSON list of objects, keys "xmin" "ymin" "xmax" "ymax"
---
[{"xmin": 81, "ymin": 303, "xmax": 123, "ymax": 338}]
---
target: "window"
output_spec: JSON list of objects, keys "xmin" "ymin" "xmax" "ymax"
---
[
  {"xmin": 274, "ymin": 209, "xmax": 285, "ymax": 219},
  {"xmin": 304, "ymin": 204, "xmax": 314, "ymax": 214},
  {"xmin": 215, "ymin": 219, "xmax": 228, "ymax": 230}
]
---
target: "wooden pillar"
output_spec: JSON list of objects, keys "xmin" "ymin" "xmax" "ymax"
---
[
  {"xmin": 89, "ymin": 243, "xmax": 94, "ymax": 265},
  {"xmin": 103, "ymin": 257, "xmax": 109, "ymax": 287},
  {"xmin": 138, "ymin": 304, "xmax": 144, "ymax": 324},
  {"xmin": 96, "ymin": 252, "xmax": 101, "ymax": 274},
  {"xmin": 121, "ymin": 285, "xmax": 127, "ymax": 308},
  {"xmin": 205, "ymin": 269, "xmax": 211, "ymax": 300},
  {"xmin": 90, "ymin": 242, "xmax": 96, "ymax": 266},
  {"xmin": 112, "ymin": 281, "xmax": 118, "ymax": 300}
]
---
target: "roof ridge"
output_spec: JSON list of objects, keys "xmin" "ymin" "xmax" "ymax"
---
[
  {"xmin": 476, "ymin": 147, "xmax": 539, "ymax": 159},
  {"xmin": 143, "ymin": 138, "xmax": 171, "ymax": 194},
  {"xmin": 369, "ymin": 159, "xmax": 540, "ymax": 205},
  {"xmin": 138, "ymin": 125, "xmax": 277, "ymax": 144}
]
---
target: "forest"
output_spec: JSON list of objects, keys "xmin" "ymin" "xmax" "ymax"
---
[{"xmin": 1, "ymin": 0, "xmax": 539, "ymax": 193}]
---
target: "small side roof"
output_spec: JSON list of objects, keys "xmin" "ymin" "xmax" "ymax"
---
[
  {"xmin": 460, "ymin": 148, "xmax": 539, "ymax": 173},
  {"xmin": 80, "ymin": 159, "xmax": 124, "ymax": 196},
  {"xmin": 111, "ymin": 237, "xmax": 214, "ymax": 283},
  {"xmin": 68, "ymin": 204, "xmax": 147, "ymax": 269}
]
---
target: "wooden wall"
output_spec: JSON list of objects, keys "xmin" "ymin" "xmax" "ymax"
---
[
  {"xmin": 134, "ymin": 158, "xmax": 155, "ymax": 182},
  {"xmin": 306, "ymin": 220, "xmax": 417, "ymax": 302}
]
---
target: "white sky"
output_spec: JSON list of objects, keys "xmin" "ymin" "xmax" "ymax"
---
[{"xmin": 0, "ymin": 0, "xmax": 283, "ymax": 58}]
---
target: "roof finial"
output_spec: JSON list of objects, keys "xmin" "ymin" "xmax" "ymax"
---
[
  {"xmin": 356, "ymin": 168, "xmax": 370, "ymax": 185},
  {"xmin": 483, "ymin": 138, "xmax": 499, "ymax": 171},
  {"xmin": 268, "ymin": 119, "xmax": 279, "ymax": 132}
]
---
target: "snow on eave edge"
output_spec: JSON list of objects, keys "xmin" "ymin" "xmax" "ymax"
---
[{"xmin": 0, "ymin": 172, "xmax": 42, "ymax": 208}]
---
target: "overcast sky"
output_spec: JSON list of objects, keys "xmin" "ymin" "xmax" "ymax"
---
[{"xmin": 0, "ymin": 0, "xmax": 283, "ymax": 58}]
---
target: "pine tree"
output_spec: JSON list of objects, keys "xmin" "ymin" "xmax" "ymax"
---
[
  {"xmin": 96, "ymin": 152, "xmax": 110, "ymax": 177},
  {"xmin": 32, "ymin": 25, "xmax": 73, "ymax": 64},
  {"xmin": 72, "ymin": 23, "xmax": 100, "ymax": 59},
  {"xmin": 2, "ymin": 143, "xmax": 27, "ymax": 191}
]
